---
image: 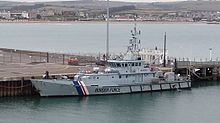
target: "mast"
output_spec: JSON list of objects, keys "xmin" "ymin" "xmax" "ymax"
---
[
  {"xmin": 163, "ymin": 32, "xmax": 167, "ymax": 67},
  {"xmin": 128, "ymin": 16, "xmax": 141, "ymax": 57},
  {"xmin": 106, "ymin": 0, "xmax": 110, "ymax": 60}
]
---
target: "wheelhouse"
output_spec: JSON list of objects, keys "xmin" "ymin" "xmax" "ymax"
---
[{"xmin": 107, "ymin": 60, "xmax": 145, "ymax": 68}]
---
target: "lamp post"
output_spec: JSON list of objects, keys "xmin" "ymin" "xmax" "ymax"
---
[{"xmin": 209, "ymin": 48, "xmax": 212, "ymax": 61}]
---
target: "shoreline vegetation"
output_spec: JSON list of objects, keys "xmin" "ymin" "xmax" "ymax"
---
[{"xmin": 0, "ymin": 20, "xmax": 215, "ymax": 25}]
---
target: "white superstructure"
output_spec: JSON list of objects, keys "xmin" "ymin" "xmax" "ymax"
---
[{"xmin": 140, "ymin": 48, "xmax": 168, "ymax": 65}]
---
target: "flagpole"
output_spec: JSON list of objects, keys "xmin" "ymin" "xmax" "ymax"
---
[{"xmin": 106, "ymin": 0, "xmax": 109, "ymax": 60}]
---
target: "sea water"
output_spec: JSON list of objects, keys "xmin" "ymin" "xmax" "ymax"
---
[
  {"xmin": 0, "ymin": 82, "xmax": 220, "ymax": 123},
  {"xmin": 0, "ymin": 23, "xmax": 220, "ymax": 60}
]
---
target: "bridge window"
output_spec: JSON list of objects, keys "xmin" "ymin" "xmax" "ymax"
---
[
  {"xmin": 132, "ymin": 63, "xmax": 134, "ymax": 66},
  {"xmin": 111, "ymin": 63, "xmax": 115, "ymax": 67},
  {"xmin": 110, "ymin": 63, "xmax": 113, "ymax": 67},
  {"xmin": 113, "ymin": 63, "xmax": 117, "ymax": 67},
  {"xmin": 135, "ymin": 63, "xmax": 138, "ymax": 66},
  {"xmin": 119, "ymin": 75, "xmax": 121, "ymax": 79},
  {"xmin": 116, "ymin": 63, "xmax": 121, "ymax": 67},
  {"xmin": 125, "ymin": 63, "xmax": 128, "ymax": 67},
  {"xmin": 122, "ymin": 63, "xmax": 125, "ymax": 67},
  {"xmin": 139, "ymin": 62, "xmax": 141, "ymax": 66}
]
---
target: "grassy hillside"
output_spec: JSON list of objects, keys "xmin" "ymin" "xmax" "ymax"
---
[
  {"xmin": 146, "ymin": 1, "xmax": 220, "ymax": 11},
  {"xmin": 1, "ymin": 1, "xmax": 220, "ymax": 12}
]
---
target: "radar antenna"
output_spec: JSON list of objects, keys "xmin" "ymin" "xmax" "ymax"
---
[{"xmin": 127, "ymin": 16, "xmax": 141, "ymax": 57}]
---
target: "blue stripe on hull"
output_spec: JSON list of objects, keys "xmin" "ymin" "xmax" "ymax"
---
[{"xmin": 73, "ymin": 81, "xmax": 83, "ymax": 96}]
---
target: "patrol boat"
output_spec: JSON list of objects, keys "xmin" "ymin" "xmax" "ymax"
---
[{"xmin": 31, "ymin": 25, "xmax": 191, "ymax": 97}]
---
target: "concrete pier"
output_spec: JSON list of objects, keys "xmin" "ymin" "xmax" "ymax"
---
[
  {"xmin": 0, "ymin": 48, "xmax": 96, "ymax": 97},
  {"xmin": 175, "ymin": 61, "xmax": 220, "ymax": 81},
  {"xmin": 0, "ymin": 63, "xmax": 91, "ymax": 97}
]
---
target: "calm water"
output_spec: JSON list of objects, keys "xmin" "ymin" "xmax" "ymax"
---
[
  {"xmin": 0, "ymin": 83, "xmax": 220, "ymax": 123},
  {"xmin": 1, "ymin": 23, "xmax": 220, "ymax": 59}
]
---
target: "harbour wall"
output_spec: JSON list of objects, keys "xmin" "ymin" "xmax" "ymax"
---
[
  {"xmin": 0, "ymin": 79, "xmax": 36, "ymax": 97},
  {"xmin": 0, "ymin": 48, "xmax": 96, "ymax": 65}
]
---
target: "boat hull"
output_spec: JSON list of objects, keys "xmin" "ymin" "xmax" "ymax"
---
[{"xmin": 31, "ymin": 79, "xmax": 191, "ymax": 97}]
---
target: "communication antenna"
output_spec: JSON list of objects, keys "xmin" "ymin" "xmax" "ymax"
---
[{"xmin": 128, "ymin": 15, "xmax": 141, "ymax": 56}]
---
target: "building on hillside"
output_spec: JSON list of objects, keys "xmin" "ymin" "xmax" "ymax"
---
[
  {"xmin": 0, "ymin": 11, "xmax": 11, "ymax": 19},
  {"xmin": 10, "ymin": 11, "xmax": 29, "ymax": 19}
]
